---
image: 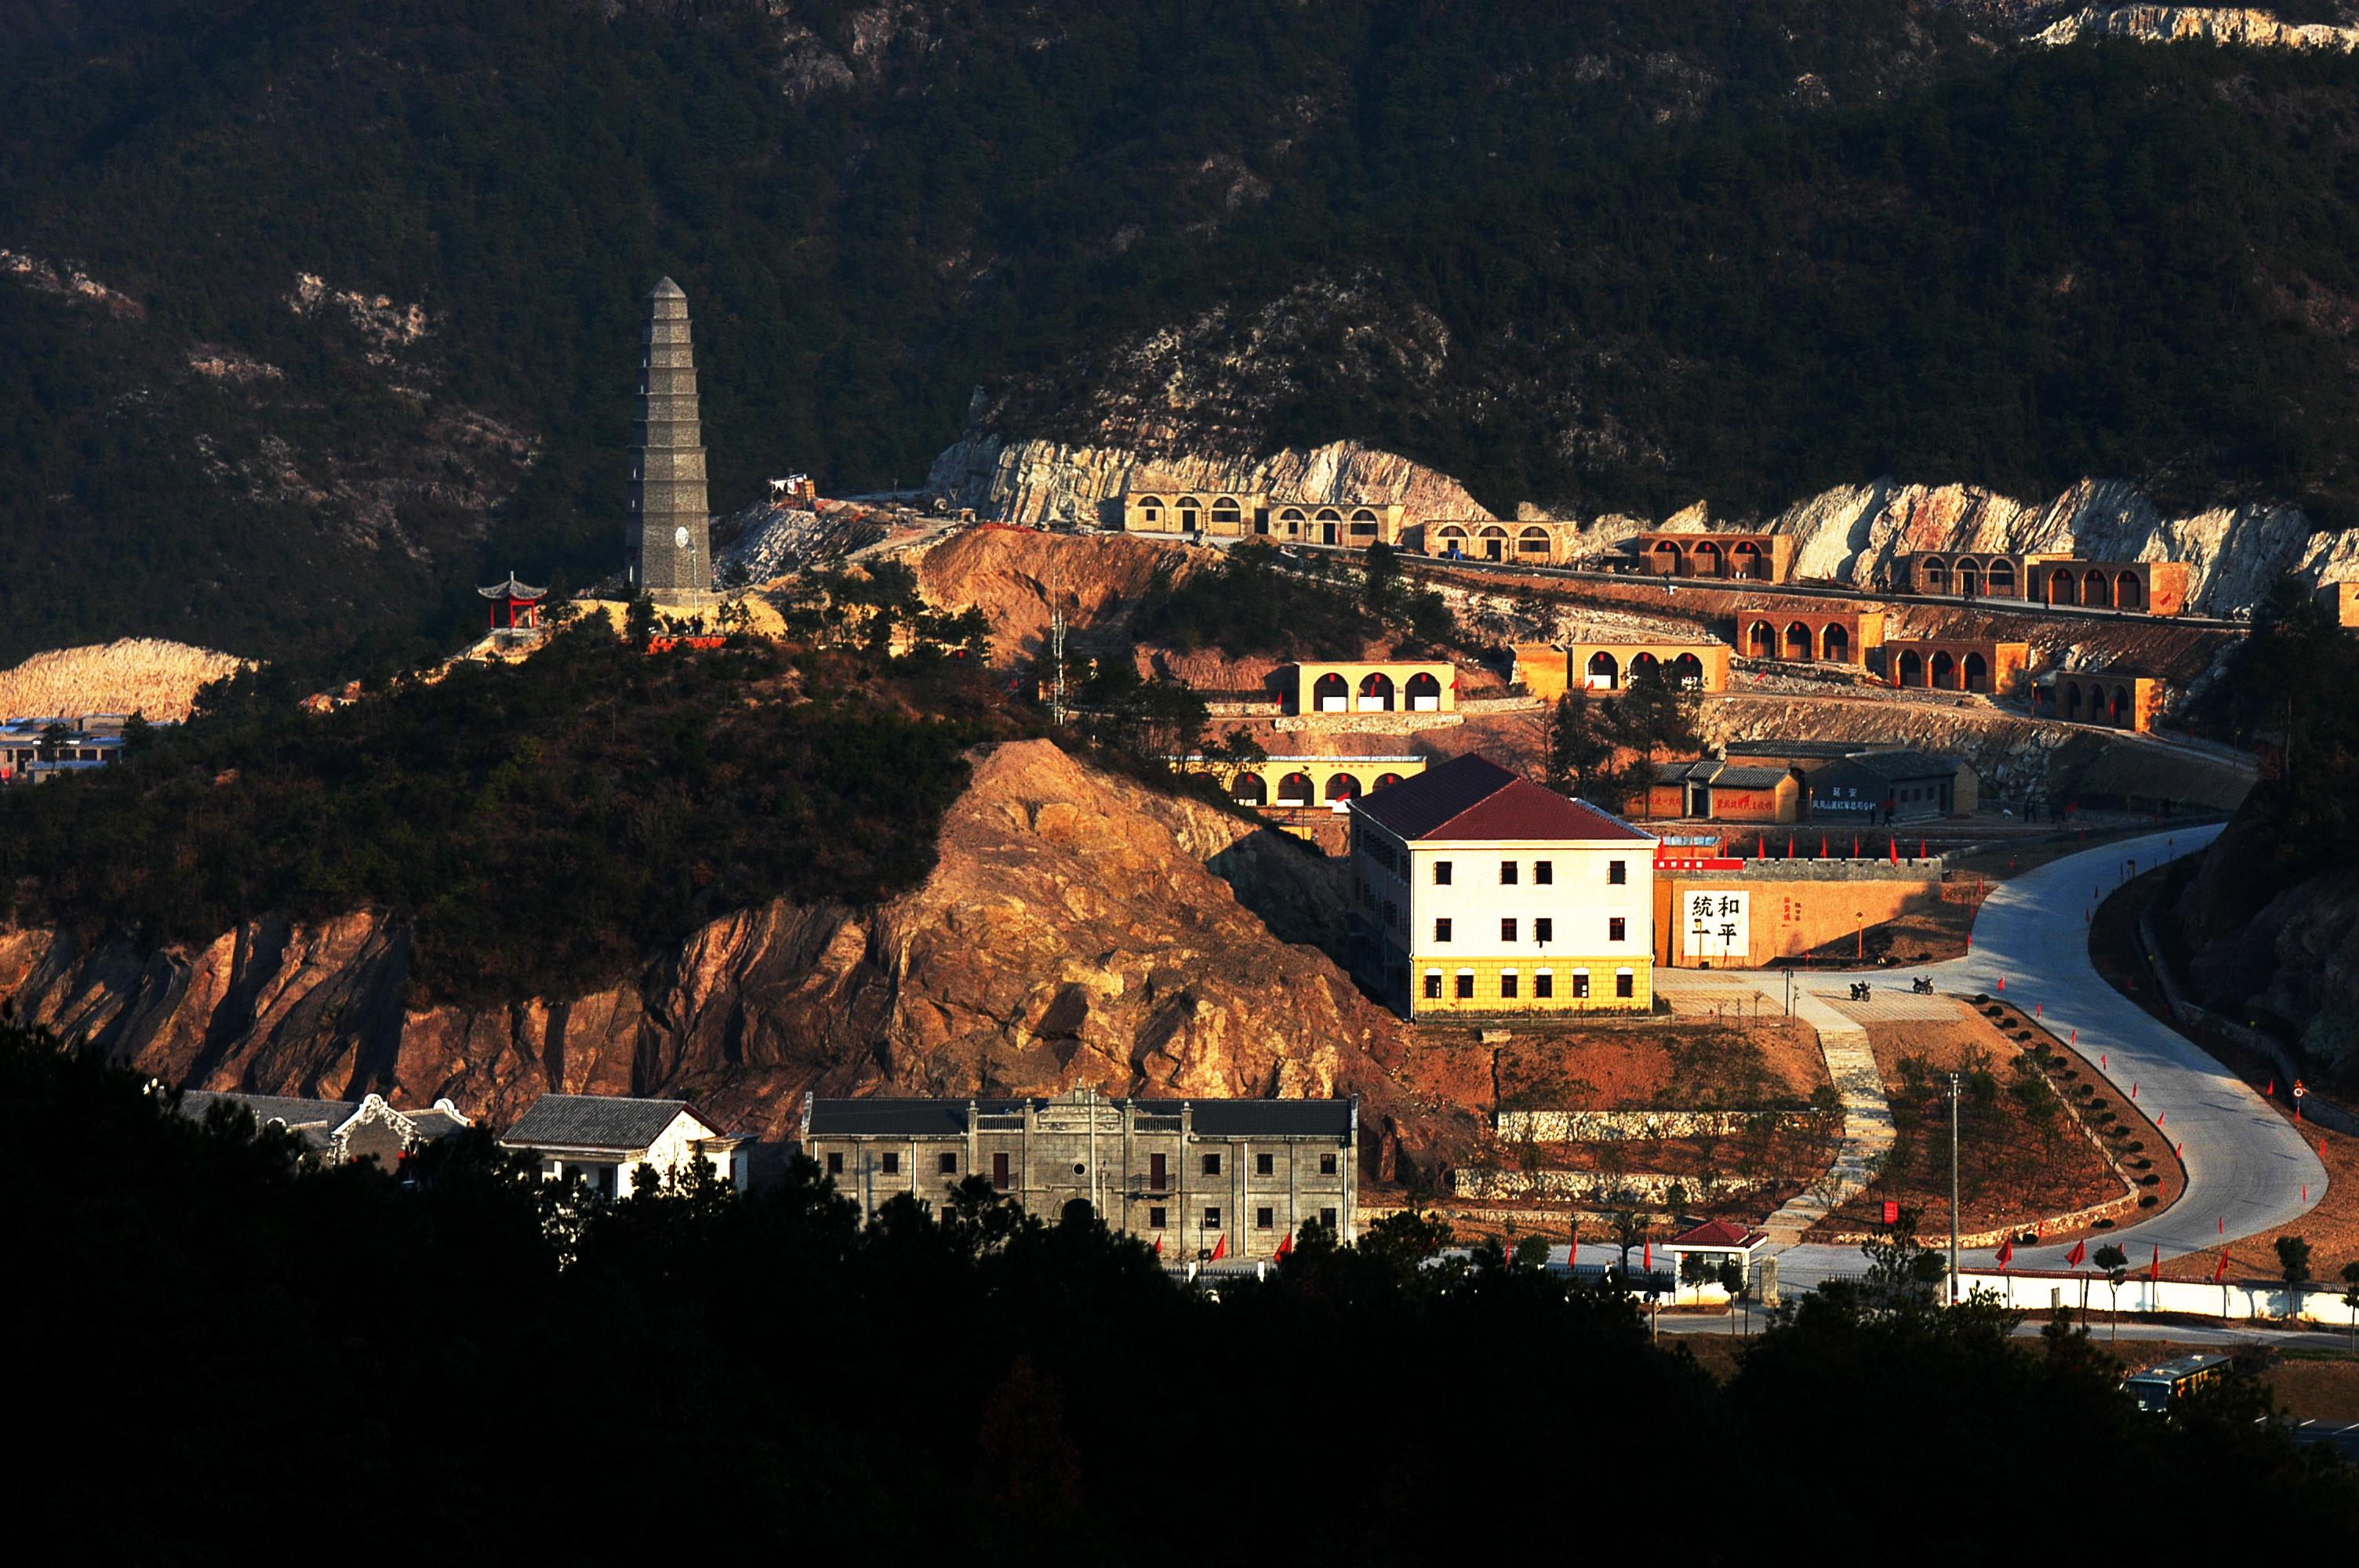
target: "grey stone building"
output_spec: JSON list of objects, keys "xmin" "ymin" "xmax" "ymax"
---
[
  {"xmin": 800, "ymin": 1090, "xmax": 1358, "ymax": 1258},
  {"xmin": 626, "ymin": 277, "xmax": 712, "ymax": 604}
]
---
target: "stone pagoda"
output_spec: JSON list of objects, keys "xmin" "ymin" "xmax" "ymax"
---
[{"xmin": 626, "ymin": 277, "xmax": 712, "ymax": 604}]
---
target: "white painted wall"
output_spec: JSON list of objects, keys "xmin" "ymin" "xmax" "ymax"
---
[
  {"xmin": 1957, "ymin": 1269, "xmax": 2358, "ymax": 1325},
  {"xmin": 1408, "ymin": 839, "xmax": 1654, "ymax": 964}
]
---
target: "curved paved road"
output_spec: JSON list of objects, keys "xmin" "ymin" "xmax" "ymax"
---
[{"xmin": 1763, "ymin": 822, "xmax": 2327, "ymax": 1287}]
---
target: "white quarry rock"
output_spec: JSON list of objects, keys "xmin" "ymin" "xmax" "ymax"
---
[{"xmin": 2037, "ymin": 6, "xmax": 2359, "ymax": 53}]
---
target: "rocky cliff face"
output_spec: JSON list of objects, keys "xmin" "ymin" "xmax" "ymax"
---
[
  {"xmin": 2177, "ymin": 808, "xmax": 2359, "ymax": 1080},
  {"xmin": 2037, "ymin": 6, "xmax": 2359, "ymax": 52},
  {"xmin": 0, "ymin": 741, "xmax": 1439, "ymax": 1163},
  {"xmin": 925, "ymin": 432, "xmax": 1493, "ymax": 530}
]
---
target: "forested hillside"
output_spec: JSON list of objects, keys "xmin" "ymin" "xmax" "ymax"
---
[{"xmin": 6, "ymin": 1, "xmax": 2359, "ymax": 666}]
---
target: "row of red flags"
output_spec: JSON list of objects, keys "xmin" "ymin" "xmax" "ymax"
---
[
  {"xmin": 1153, "ymin": 1230, "xmax": 1294, "ymax": 1263},
  {"xmin": 1994, "ymin": 1236, "xmax": 2232, "ymax": 1284}
]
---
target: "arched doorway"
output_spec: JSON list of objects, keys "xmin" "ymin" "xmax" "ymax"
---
[
  {"xmin": 1479, "ymin": 525, "xmax": 1508, "ymax": 561},
  {"xmin": 1373, "ymin": 772, "xmax": 1404, "ymax": 791},
  {"xmin": 1671, "ymin": 652, "xmax": 1704, "ymax": 689},
  {"xmin": 1357, "ymin": 672, "xmax": 1396, "ymax": 711},
  {"xmin": 1630, "ymin": 652, "xmax": 1661, "ymax": 684},
  {"xmin": 2116, "ymin": 573, "xmax": 2143, "ymax": 611},
  {"xmin": 2048, "ymin": 569, "xmax": 2077, "ymax": 606},
  {"xmin": 1821, "ymin": 623, "xmax": 1850, "ymax": 662},
  {"xmin": 1587, "ymin": 651, "xmax": 1620, "ymax": 690},
  {"xmin": 1733, "ymin": 540, "xmax": 1764, "ymax": 579},
  {"xmin": 1312, "ymin": 672, "xmax": 1349, "ymax": 713},
  {"xmin": 1232, "ymin": 771, "xmax": 1268, "ymax": 807},
  {"xmin": 2113, "ymin": 686, "xmax": 2132, "ymax": 726},
  {"xmin": 1278, "ymin": 507, "xmax": 1306, "ymax": 539},
  {"xmin": 1434, "ymin": 524, "xmax": 1467, "ymax": 557},
  {"xmin": 2063, "ymin": 681, "xmax": 2082, "ymax": 720},
  {"xmin": 1964, "ymin": 651, "xmax": 1990, "ymax": 691},
  {"xmin": 1323, "ymin": 771, "xmax": 1362, "ymax": 803},
  {"xmin": 1957, "ymin": 561, "xmax": 1981, "ymax": 598},
  {"xmin": 1784, "ymin": 621, "xmax": 1814, "ymax": 661},
  {"xmin": 1176, "ymin": 495, "xmax": 1201, "ymax": 532},
  {"xmin": 1923, "ymin": 557, "xmax": 1950, "ymax": 594},
  {"xmin": 1747, "ymin": 619, "xmax": 1774, "ymax": 658},
  {"xmin": 1278, "ymin": 771, "xmax": 1314, "ymax": 805},
  {"xmin": 1987, "ymin": 560, "xmax": 2016, "ymax": 596},
  {"xmin": 1138, "ymin": 497, "xmax": 1165, "ymax": 531},
  {"xmin": 1316, "ymin": 507, "xmax": 1342, "ymax": 546},
  {"xmin": 1212, "ymin": 496, "xmax": 1243, "ymax": 531},
  {"xmin": 1405, "ymin": 671, "xmax": 1442, "ymax": 711},
  {"xmin": 1349, "ymin": 507, "xmax": 1379, "ymax": 544},
  {"xmin": 1931, "ymin": 650, "xmax": 1957, "ymax": 688},
  {"xmin": 1693, "ymin": 540, "xmax": 1724, "ymax": 578},
  {"xmin": 2084, "ymin": 569, "xmax": 2111, "ymax": 609},
  {"xmin": 1060, "ymin": 1198, "xmax": 1095, "ymax": 1228},
  {"xmin": 1518, "ymin": 526, "xmax": 1552, "ymax": 560},
  {"xmin": 1650, "ymin": 540, "xmax": 1683, "ymax": 575},
  {"xmin": 1898, "ymin": 649, "xmax": 1925, "ymax": 687}
]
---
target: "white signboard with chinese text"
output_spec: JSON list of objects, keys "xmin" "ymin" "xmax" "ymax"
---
[{"xmin": 1681, "ymin": 889, "xmax": 1750, "ymax": 960}]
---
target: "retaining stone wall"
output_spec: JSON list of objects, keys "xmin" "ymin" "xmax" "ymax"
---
[
  {"xmin": 1495, "ymin": 1109, "xmax": 1822, "ymax": 1142},
  {"xmin": 1452, "ymin": 1169, "xmax": 1774, "ymax": 1202}
]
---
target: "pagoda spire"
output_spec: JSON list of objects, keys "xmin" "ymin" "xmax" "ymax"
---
[{"xmin": 626, "ymin": 277, "xmax": 711, "ymax": 604}]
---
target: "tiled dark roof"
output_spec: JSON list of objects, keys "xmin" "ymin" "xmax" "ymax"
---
[
  {"xmin": 180, "ymin": 1091, "xmax": 357, "ymax": 1131},
  {"xmin": 1845, "ymin": 750, "xmax": 1963, "ymax": 782},
  {"xmin": 501, "ymin": 1094, "xmax": 714, "ymax": 1151},
  {"xmin": 803, "ymin": 1096, "xmax": 1355, "ymax": 1139},
  {"xmin": 1354, "ymin": 753, "xmax": 1651, "ymax": 843},
  {"xmin": 1725, "ymin": 740, "xmax": 1861, "ymax": 760},
  {"xmin": 1709, "ymin": 765, "xmax": 1791, "ymax": 790}
]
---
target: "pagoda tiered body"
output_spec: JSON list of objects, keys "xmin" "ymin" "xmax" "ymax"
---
[{"xmin": 627, "ymin": 278, "xmax": 711, "ymax": 604}]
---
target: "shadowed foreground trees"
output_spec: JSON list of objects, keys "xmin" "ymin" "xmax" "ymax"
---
[{"xmin": 8, "ymin": 1023, "xmax": 2354, "ymax": 1563}]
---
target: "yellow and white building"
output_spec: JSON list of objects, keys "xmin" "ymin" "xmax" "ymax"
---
[{"xmin": 1348, "ymin": 754, "xmax": 1656, "ymax": 1018}]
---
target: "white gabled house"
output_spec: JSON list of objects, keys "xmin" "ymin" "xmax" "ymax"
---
[
  {"xmin": 498, "ymin": 1094, "xmax": 751, "ymax": 1197},
  {"xmin": 178, "ymin": 1089, "xmax": 471, "ymax": 1166}
]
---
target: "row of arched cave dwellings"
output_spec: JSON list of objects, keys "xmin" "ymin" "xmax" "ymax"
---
[
  {"xmin": 1306, "ymin": 670, "xmax": 1448, "ymax": 708},
  {"xmin": 1131, "ymin": 496, "xmax": 1395, "ymax": 543},
  {"xmin": 1232, "ymin": 766, "xmax": 1414, "ymax": 808},
  {"xmin": 1575, "ymin": 650, "xmax": 1713, "ymax": 689},
  {"xmin": 1912, "ymin": 555, "xmax": 2154, "ymax": 611}
]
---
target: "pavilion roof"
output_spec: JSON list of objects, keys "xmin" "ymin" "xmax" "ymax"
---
[{"xmin": 478, "ymin": 571, "xmax": 548, "ymax": 601}]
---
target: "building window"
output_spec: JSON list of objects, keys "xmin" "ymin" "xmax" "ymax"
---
[
  {"xmin": 992, "ymin": 1152, "xmax": 1011, "ymax": 1192},
  {"xmin": 1423, "ymin": 971, "xmax": 1443, "ymax": 1000},
  {"xmin": 1321, "ymin": 1207, "xmax": 1338, "ymax": 1228},
  {"xmin": 1456, "ymin": 971, "xmax": 1475, "ymax": 999},
  {"xmin": 1499, "ymin": 860, "xmax": 1518, "ymax": 885},
  {"xmin": 1205, "ymin": 1207, "xmax": 1223, "ymax": 1231},
  {"xmin": 1617, "ymin": 968, "xmax": 1636, "ymax": 999},
  {"xmin": 1609, "ymin": 916, "xmax": 1627, "ymax": 942},
  {"xmin": 1319, "ymin": 1154, "xmax": 1338, "ymax": 1175},
  {"xmin": 1535, "ymin": 861, "xmax": 1553, "ymax": 884},
  {"xmin": 1535, "ymin": 917, "xmax": 1553, "ymax": 943},
  {"xmin": 1434, "ymin": 861, "xmax": 1452, "ymax": 885},
  {"xmin": 1500, "ymin": 971, "xmax": 1519, "ymax": 1000},
  {"xmin": 1608, "ymin": 859, "xmax": 1627, "ymax": 885},
  {"xmin": 1150, "ymin": 1207, "xmax": 1167, "ymax": 1229},
  {"xmin": 880, "ymin": 1152, "xmax": 900, "ymax": 1174},
  {"xmin": 1150, "ymin": 1152, "xmax": 1169, "ymax": 1191},
  {"xmin": 1502, "ymin": 917, "xmax": 1521, "ymax": 942},
  {"xmin": 827, "ymin": 1151, "xmax": 844, "ymax": 1176},
  {"xmin": 1203, "ymin": 1152, "xmax": 1222, "ymax": 1176},
  {"xmin": 1535, "ymin": 970, "xmax": 1554, "ymax": 999},
  {"xmin": 938, "ymin": 1152, "xmax": 958, "ymax": 1174},
  {"xmin": 1256, "ymin": 1152, "xmax": 1275, "ymax": 1176},
  {"xmin": 1435, "ymin": 917, "xmax": 1453, "ymax": 943},
  {"xmin": 1572, "ymin": 970, "xmax": 1590, "ymax": 999},
  {"xmin": 1256, "ymin": 1207, "xmax": 1274, "ymax": 1230}
]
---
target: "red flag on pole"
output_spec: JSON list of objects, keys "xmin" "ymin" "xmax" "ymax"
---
[
  {"xmin": 1209, "ymin": 1233, "xmax": 1227, "ymax": 1261},
  {"xmin": 2065, "ymin": 1239, "xmax": 2088, "ymax": 1269},
  {"xmin": 1821, "ymin": 835, "xmax": 1828, "ymax": 858},
  {"xmin": 2212, "ymin": 1253, "xmax": 2230, "ymax": 1284},
  {"xmin": 1759, "ymin": 834, "xmax": 1766, "ymax": 857},
  {"xmin": 1643, "ymin": 1239, "xmax": 1652, "ymax": 1273},
  {"xmin": 1995, "ymin": 1236, "xmax": 2014, "ymax": 1269},
  {"xmin": 2150, "ymin": 1245, "xmax": 2161, "ymax": 1283},
  {"xmin": 1275, "ymin": 1230, "xmax": 1293, "ymax": 1259},
  {"xmin": 1919, "ymin": 837, "xmax": 1926, "ymax": 860},
  {"xmin": 1154, "ymin": 1236, "xmax": 1163, "ymax": 1258},
  {"xmin": 1889, "ymin": 837, "xmax": 1899, "ymax": 866}
]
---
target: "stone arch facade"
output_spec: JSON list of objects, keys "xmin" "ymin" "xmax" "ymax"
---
[
  {"xmin": 2038, "ymin": 673, "xmax": 2162, "ymax": 734},
  {"xmin": 1882, "ymin": 637, "xmax": 2030, "ymax": 696},
  {"xmin": 1735, "ymin": 608, "xmax": 1884, "ymax": 668},
  {"xmin": 1634, "ymin": 531, "xmax": 1794, "ymax": 583}
]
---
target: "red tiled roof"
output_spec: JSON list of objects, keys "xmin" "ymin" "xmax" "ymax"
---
[
  {"xmin": 1670, "ymin": 1219, "xmax": 1769, "ymax": 1250},
  {"xmin": 1354, "ymin": 753, "xmax": 1652, "ymax": 844}
]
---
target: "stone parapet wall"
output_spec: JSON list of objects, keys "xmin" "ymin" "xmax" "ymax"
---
[
  {"xmin": 1452, "ymin": 1169, "xmax": 1775, "ymax": 1202},
  {"xmin": 1271, "ymin": 711, "xmax": 1464, "ymax": 733},
  {"xmin": 1495, "ymin": 1109, "xmax": 1823, "ymax": 1142}
]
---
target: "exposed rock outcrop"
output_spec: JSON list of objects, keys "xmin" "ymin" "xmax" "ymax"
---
[
  {"xmin": 2176, "ymin": 805, "xmax": 2359, "ymax": 1079},
  {"xmin": 0, "ymin": 742, "xmax": 1438, "ymax": 1159},
  {"xmin": 2037, "ymin": 6, "xmax": 2359, "ymax": 52},
  {"xmin": 0, "ymin": 638, "xmax": 253, "ymax": 722},
  {"xmin": 925, "ymin": 433, "xmax": 1493, "ymax": 529}
]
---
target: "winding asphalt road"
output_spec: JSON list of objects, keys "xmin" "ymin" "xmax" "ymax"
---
[{"xmin": 1754, "ymin": 822, "xmax": 2327, "ymax": 1288}]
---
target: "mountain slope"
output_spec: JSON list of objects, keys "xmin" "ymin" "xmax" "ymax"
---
[{"xmin": 7, "ymin": 2, "xmax": 2359, "ymax": 661}]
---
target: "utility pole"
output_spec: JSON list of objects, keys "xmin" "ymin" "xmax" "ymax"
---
[{"xmin": 1948, "ymin": 1072, "xmax": 1962, "ymax": 1305}]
